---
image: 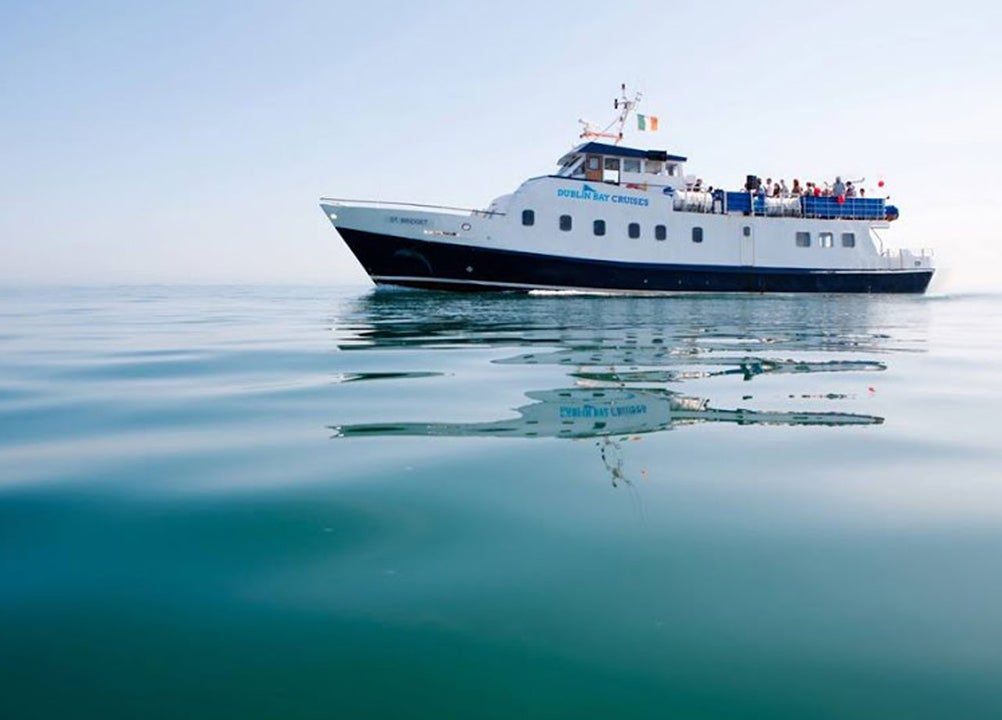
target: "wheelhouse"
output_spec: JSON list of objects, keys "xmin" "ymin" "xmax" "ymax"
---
[{"xmin": 556, "ymin": 142, "xmax": 688, "ymax": 188}]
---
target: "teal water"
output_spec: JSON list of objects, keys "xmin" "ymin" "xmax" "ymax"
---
[{"xmin": 2, "ymin": 286, "xmax": 1001, "ymax": 719}]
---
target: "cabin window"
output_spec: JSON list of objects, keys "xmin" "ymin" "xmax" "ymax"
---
[
  {"xmin": 559, "ymin": 214, "xmax": 572, "ymax": 231},
  {"xmin": 623, "ymin": 158, "xmax": 642, "ymax": 173},
  {"xmin": 692, "ymin": 227, "xmax": 703, "ymax": 243},
  {"xmin": 820, "ymin": 232, "xmax": 834, "ymax": 248},
  {"xmin": 796, "ymin": 231, "xmax": 811, "ymax": 247},
  {"xmin": 594, "ymin": 219, "xmax": 606, "ymax": 236},
  {"xmin": 628, "ymin": 223, "xmax": 641, "ymax": 239},
  {"xmin": 655, "ymin": 224, "xmax": 667, "ymax": 241},
  {"xmin": 841, "ymin": 232, "xmax": 856, "ymax": 248},
  {"xmin": 603, "ymin": 157, "xmax": 620, "ymax": 184},
  {"xmin": 666, "ymin": 164, "xmax": 678, "ymax": 176},
  {"xmin": 646, "ymin": 160, "xmax": 663, "ymax": 175},
  {"xmin": 743, "ymin": 226, "xmax": 751, "ymax": 237},
  {"xmin": 522, "ymin": 209, "xmax": 535, "ymax": 226},
  {"xmin": 587, "ymin": 157, "xmax": 601, "ymax": 171}
]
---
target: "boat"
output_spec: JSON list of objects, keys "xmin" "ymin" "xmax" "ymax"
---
[{"xmin": 320, "ymin": 86, "xmax": 934, "ymax": 294}]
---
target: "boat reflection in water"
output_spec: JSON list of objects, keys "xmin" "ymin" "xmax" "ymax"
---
[
  {"xmin": 330, "ymin": 385, "xmax": 880, "ymax": 441},
  {"xmin": 329, "ymin": 293, "xmax": 893, "ymax": 484},
  {"xmin": 329, "ymin": 384, "xmax": 881, "ymax": 488}
]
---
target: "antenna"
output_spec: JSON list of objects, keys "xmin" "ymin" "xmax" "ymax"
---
[{"xmin": 579, "ymin": 84, "xmax": 642, "ymax": 145}]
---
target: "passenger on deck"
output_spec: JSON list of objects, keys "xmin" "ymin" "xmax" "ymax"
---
[
  {"xmin": 833, "ymin": 176, "xmax": 846, "ymax": 199},
  {"xmin": 780, "ymin": 179, "xmax": 789, "ymax": 198},
  {"xmin": 845, "ymin": 181, "xmax": 857, "ymax": 198},
  {"xmin": 791, "ymin": 179, "xmax": 803, "ymax": 196}
]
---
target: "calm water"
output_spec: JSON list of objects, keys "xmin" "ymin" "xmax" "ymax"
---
[{"xmin": 2, "ymin": 285, "xmax": 1001, "ymax": 719}]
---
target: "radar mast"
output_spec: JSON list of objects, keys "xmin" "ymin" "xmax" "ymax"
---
[{"xmin": 578, "ymin": 84, "xmax": 642, "ymax": 146}]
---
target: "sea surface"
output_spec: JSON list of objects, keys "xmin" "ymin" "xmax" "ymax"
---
[{"xmin": 1, "ymin": 285, "xmax": 1001, "ymax": 719}]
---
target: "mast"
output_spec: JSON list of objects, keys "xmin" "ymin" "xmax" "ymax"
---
[{"xmin": 578, "ymin": 84, "xmax": 642, "ymax": 145}]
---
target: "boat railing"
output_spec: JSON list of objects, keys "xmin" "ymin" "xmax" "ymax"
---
[
  {"xmin": 674, "ymin": 191, "xmax": 892, "ymax": 221},
  {"xmin": 319, "ymin": 197, "xmax": 505, "ymax": 217},
  {"xmin": 880, "ymin": 247, "xmax": 934, "ymax": 269}
]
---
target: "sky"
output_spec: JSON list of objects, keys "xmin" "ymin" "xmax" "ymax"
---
[{"xmin": 2, "ymin": 0, "xmax": 1001, "ymax": 291}]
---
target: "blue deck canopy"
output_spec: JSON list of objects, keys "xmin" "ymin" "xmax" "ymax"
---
[{"xmin": 572, "ymin": 142, "xmax": 687, "ymax": 163}]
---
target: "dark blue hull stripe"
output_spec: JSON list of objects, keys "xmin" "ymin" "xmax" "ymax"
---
[{"xmin": 337, "ymin": 228, "xmax": 934, "ymax": 294}]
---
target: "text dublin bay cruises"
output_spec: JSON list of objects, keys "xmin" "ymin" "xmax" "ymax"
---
[{"xmin": 321, "ymin": 87, "xmax": 934, "ymax": 294}]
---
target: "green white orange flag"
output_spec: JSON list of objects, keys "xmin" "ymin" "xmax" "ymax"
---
[{"xmin": 637, "ymin": 114, "xmax": 659, "ymax": 131}]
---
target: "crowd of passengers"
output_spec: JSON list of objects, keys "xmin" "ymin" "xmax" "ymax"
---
[
  {"xmin": 740, "ymin": 176, "xmax": 865, "ymax": 200},
  {"xmin": 683, "ymin": 176, "xmax": 865, "ymax": 200}
]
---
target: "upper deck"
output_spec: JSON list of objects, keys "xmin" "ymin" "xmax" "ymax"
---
[{"xmin": 554, "ymin": 142, "xmax": 896, "ymax": 223}]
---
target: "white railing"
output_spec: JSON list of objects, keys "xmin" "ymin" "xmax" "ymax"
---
[{"xmin": 319, "ymin": 197, "xmax": 504, "ymax": 217}]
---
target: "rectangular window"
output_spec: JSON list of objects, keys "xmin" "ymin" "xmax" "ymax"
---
[
  {"xmin": 796, "ymin": 231, "xmax": 811, "ymax": 248},
  {"xmin": 743, "ymin": 226, "xmax": 751, "ymax": 237},
  {"xmin": 623, "ymin": 159, "xmax": 641, "ymax": 173},
  {"xmin": 655, "ymin": 224, "xmax": 667, "ymax": 241},
  {"xmin": 587, "ymin": 157, "xmax": 600, "ymax": 170},
  {"xmin": 628, "ymin": 222, "xmax": 640, "ymax": 239},
  {"xmin": 692, "ymin": 227, "xmax": 703, "ymax": 243},
  {"xmin": 522, "ymin": 209, "xmax": 535, "ymax": 226},
  {"xmin": 603, "ymin": 157, "xmax": 620, "ymax": 184},
  {"xmin": 593, "ymin": 219, "xmax": 606, "ymax": 236},
  {"xmin": 841, "ymin": 232, "xmax": 856, "ymax": 248},
  {"xmin": 645, "ymin": 160, "xmax": 663, "ymax": 175},
  {"xmin": 559, "ymin": 214, "xmax": 572, "ymax": 231},
  {"xmin": 820, "ymin": 232, "xmax": 834, "ymax": 248}
]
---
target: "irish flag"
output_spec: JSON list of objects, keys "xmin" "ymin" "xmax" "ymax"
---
[{"xmin": 637, "ymin": 114, "xmax": 659, "ymax": 131}]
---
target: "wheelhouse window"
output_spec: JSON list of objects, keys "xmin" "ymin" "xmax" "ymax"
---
[
  {"xmin": 692, "ymin": 227, "xmax": 703, "ymax": 243},
  {"xmin": 841, "ymin": 232, "xmax": 856, "ymax": 248},
  {"xmin": 522, "ymin": 209, "xmax": 535, "ymax": 226},
  {"xmin": 796, "ymin": 231, "xmax": 811, "ymax": 248},
  {"xmin": 603, "ymin": 157, "xmax": 620, "ymax": 184},
  {"xmin": 623, "ymin": 158, "xmax": 641, "ymax": 173},
  {"xmin": 559, "ymin": 214, "xmax": 572, "ymax": 231},
  {"xmin": 655, "ymin": 224, "xmax": 667, "ymax": 241},
  {"xmin": 820, "ymin": 232, "xmax": 834, "ymax": 248},
  {"xmin": 628, "ymin": 223, "xmax": 641, "ymax": 239},
  {"xmin": 645, "ymin": 160, "xmax": 663, "ymax": 175},
  {"xmin": 558, "ymin": 156, "xmax": 581, "ymax": 177},
  {"xmin": 594, "ymin": 219, "xmax": 606, "ymax": 236}
]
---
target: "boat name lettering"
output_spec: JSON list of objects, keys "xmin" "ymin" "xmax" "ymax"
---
[
  {"xmin": 388, "ymin": 216, "xmax": 429, "ymax": 225},
  {"xmin": 559, "ymin": 403, "xmax": 648, "ymax": 418},
  {"xmin": 557, "ymin": 185, "xmax": 649, "ymax": 207}
]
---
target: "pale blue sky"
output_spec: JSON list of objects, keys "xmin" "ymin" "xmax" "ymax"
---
[{"xmin": 2, "ymin": 0, "xmax": 1000, "ymax": 290}]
